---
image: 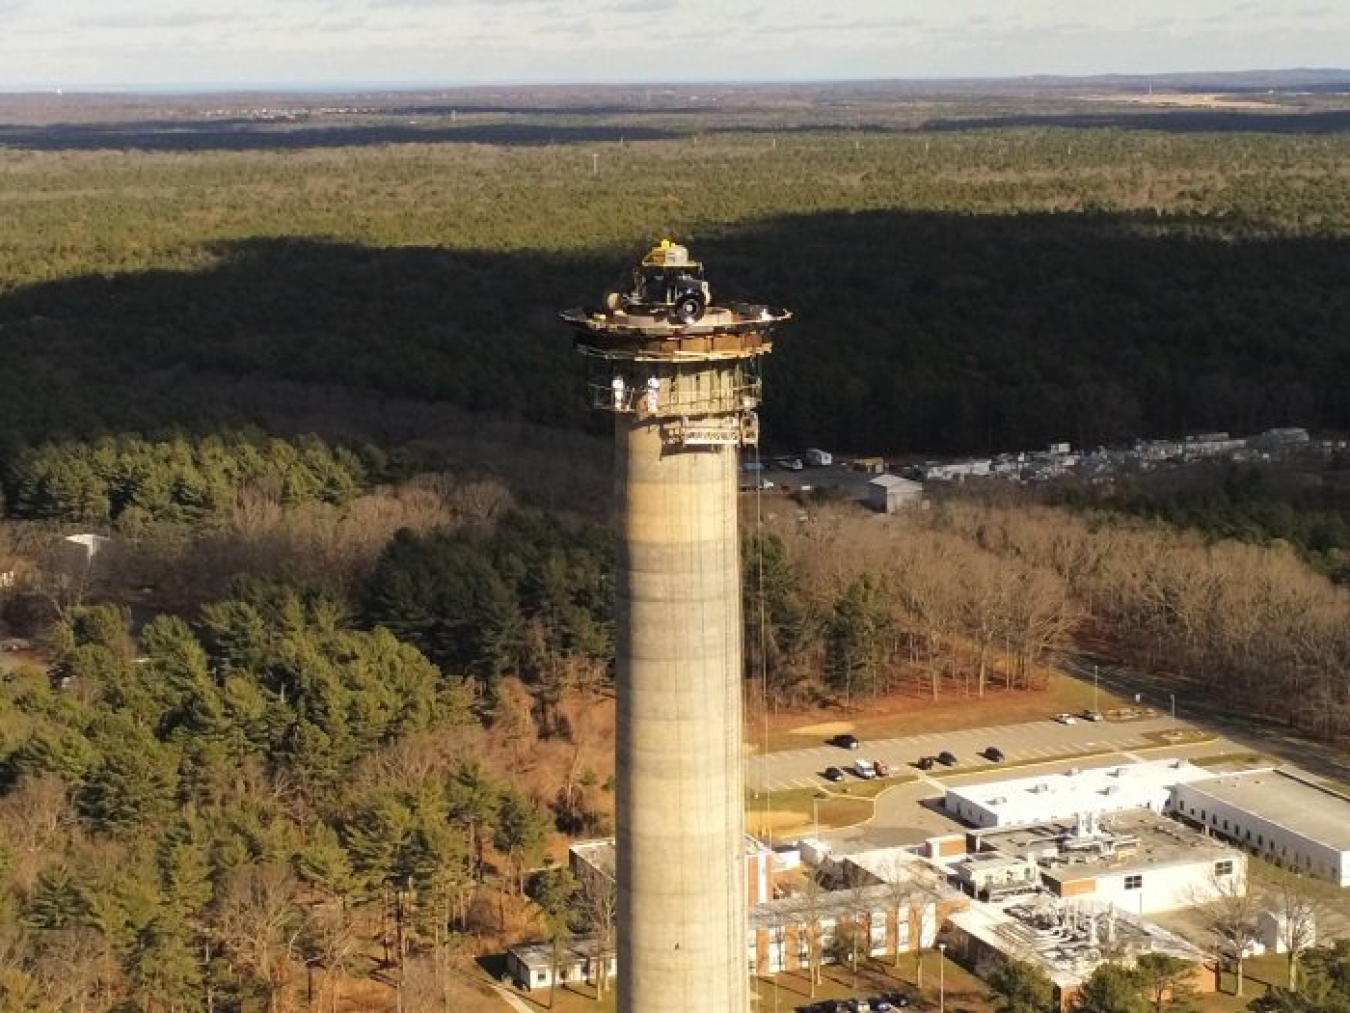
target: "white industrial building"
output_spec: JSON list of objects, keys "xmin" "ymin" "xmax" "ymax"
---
[
  {"xmin": 867, "ymin": 474, "xmax": 923, "ymax": 513},
  {"xmin": 1171, "ymin": 769, "xmax": 1350, "ymax": 887},
  {"xmin": 943, "ymin": 758, "xmax": 1213, "ymax": 828},
  {"xmin": 945, "ymin": 896, "xmax": 1211, "ymax": 1010},
  {"xmin": 564, "ymin": 838, "xmax": 965, "ymax": 981},
  {"xmin": 965, "ymin": 810, "xmax": 1247, "ymax": 915},
  {"xmin": 506, "ymin": 935, "xmax": 617, "ymax": 993},
  {"xmin": 921, "ymin": 458, "xmax": 992, "ymax": 481},
  {"xmin": 751, "ymin": 846, "xmax": 964, "ymax": 975}
]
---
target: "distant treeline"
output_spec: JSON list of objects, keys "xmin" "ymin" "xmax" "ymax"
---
[
  {"xmin": 1050, "ymin": 458, "xmax": 1350, "ymax": 578},
  {"xmin": 1, "ymin": 125, "xmax": 1348, "ymax": 459}
]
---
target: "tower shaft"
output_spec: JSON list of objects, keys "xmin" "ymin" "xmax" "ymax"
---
[
  {"xmin": 615, "ymin": 364, "xmax": 747, "ymax": 1013},
  {"xmin": 563, "ymin": 240, "xmax": 788, "ymax": 1013}
]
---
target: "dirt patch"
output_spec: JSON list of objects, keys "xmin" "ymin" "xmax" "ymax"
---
[
  {"xmin": 1141, "ymin": 728, "xmax": 1210, "ymax": 747},
  {"xmin": 790, "ymin": 720, "xmax": 855, "ymax": 736},
  {"xmin": 1091, "ymin": 92, "xmax": 1297, "ymax": 112}
]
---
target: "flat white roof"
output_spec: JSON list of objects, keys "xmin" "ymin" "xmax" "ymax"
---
[
  {"xmin": 1176, "ymin": 769, "xmax": 1350, "ymax": 852},
  {"xmin": 946, "ymin": 758, "xmax": 1214, "ymax": 825},
  {"xmin": 976, "ymin": 809, "xmax": 1239, "ymax": 882},
  {"xmin": 869, "ymin": 474, "xmax": 920, "ymax": 489},
  {"xmin": 948, "ymin": 899, "xmax": 1206, "ymax": 989}
]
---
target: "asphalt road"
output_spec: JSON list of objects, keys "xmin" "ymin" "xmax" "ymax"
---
[{"xmin": 1061, "ymin": 653, "xmax": 1350, "ymax": 784}]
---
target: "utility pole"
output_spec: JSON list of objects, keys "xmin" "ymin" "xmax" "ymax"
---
[{"xmin": 938, "ymin": 942, "xmax": 947, "ymax": 1013}]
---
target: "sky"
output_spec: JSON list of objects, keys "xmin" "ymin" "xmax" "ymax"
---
[{"xmin": 1, "ymin": 0, "xmax": 1348, "ymax": 92}]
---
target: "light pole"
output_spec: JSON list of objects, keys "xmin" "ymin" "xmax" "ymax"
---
[
  {"xmin": 938, "ymin": 942, "xmax": 947, "ymax": 1013},
  {"xmin": 812, "ymin": 794, "xmax": 821, "ymax": 841},
  {"xmin": 1093, "ymin": 664, "xmax": 1099, "ymax": 712},
  {"xmin": 1169, "ymin": 692, "xmax": 1176, "ymax": 723}
]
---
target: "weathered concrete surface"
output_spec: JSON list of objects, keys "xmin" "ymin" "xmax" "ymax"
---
[{"xmin": 614, "ymin": 366, "xmax": 748, "ymax": 1013}]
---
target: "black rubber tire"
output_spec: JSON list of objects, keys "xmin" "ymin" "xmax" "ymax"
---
[{"xmin": 671, "ymin": 292, "xmax": 705, "ymax": 324}]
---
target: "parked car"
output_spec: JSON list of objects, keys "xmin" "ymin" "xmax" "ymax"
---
[
  {"xmin": 1054, "ymin": 712, "xmax": 1077, "ymax": 725},
  {"xmin": 874, "ymin": 760, "xmax": 892, "ymax": 777},
  {"xmin": 916, "ymin": 756, "xmax": 935, "ymax": 771},
  {"xmin": 853, "ymin": 758, "xmax": 878, "ymax": 779},
  {"xmin": 774, "ymin": 456, "xmax": 804, "ymax": 471},
  {"xmin": 829, "ymin": 733, "xmax": 861, "ymax": 750},
  {"xmin": 936, "ymin": 750, "xmax": 958, "ymax": 766},
  {"xmin": 823, "ymin": 766, "xmax": 846, "ymax": 783},
  {"xmin": 984, "ymin": 746, "xmax": 1005, "ymax": 762},
  {"xmin": 1082, "ymin": 709, "xmax": 1104, "ymax": 722}
]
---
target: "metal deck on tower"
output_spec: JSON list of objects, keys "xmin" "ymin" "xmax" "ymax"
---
[{"xmin": 562, "ymin": 239, "xmax": 790, "ymax": 446}]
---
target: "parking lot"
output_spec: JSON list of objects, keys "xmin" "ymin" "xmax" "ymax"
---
[{"xmin": 746, "ymin": 712, "xmax": 1189, "ymax": 794}]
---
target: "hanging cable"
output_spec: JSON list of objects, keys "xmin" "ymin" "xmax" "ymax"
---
[{"xmin": 751, "ymin": 417, "xmax": 772, "ymax": 851}]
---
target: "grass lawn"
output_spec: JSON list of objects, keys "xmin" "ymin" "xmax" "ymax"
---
[
  {"xmin": 1188, "ymin": 751, "xmax": 1274, "ymax": 769},
  {"xmin": 540, "ymin": 980, "xmax": 618, "ymax": 1013},
  {"xmin": 1200, "ymin": 953, "xmax": 1290, "ymax": 1012},
  {"xmin": 938, "ymin": 746, "xmax": 1127, "ymax": 780},
  {"xmin": 746, "ymin": 778, "xmax": 917, "ymax": 836}
]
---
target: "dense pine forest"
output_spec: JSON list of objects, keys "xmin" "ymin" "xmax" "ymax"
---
[
  {"xmin": 2, "ymin": 88, "xmax": 1350, "ymax": 458},
  {"xmin": 1, "ymin": 83, "xmax": 1349, "ymax": 1011}
]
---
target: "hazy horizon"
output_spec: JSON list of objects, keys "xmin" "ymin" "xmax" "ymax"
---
[
  {"xmin": 4, "ymin": 67, "xmax": 1350, "ymax": 99},
  {"xmin": 4, "ymin": 1, "xmax": 1350, "ymax": 93}
]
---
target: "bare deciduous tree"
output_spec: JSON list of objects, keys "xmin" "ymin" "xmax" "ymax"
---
[
  {"xmin": 1259, "ymin": 868, "xmax": 1324, "ymax": 990},
  {"xmin": 577, "ymin": 866, "xmax": 616, "ymax": 1002},
  {"xmin": 1191, "ymin": 868, "xmax": 1261, "ymax": 997},
  {"xmin": 214, "ymin": 863, "xmax": 302, "ymax": 1013}
]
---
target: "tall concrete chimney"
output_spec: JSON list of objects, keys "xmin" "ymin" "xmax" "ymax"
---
[{"xmin": 563, "ymin": 241, "xmax": 789, "ymax": 1013}]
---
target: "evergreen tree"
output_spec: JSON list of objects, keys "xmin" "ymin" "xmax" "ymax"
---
[
  {"xmin": 1073, "ymin": 963, "xmax": 1149, "ymax": 1013},
  {"xmin": 1134, "ymin": 953, "xmax": 1201, "ymax": 1013},
  {"xmin": 989, "ymin": 958, "xmax": 1058, "ymax": 1013}
]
